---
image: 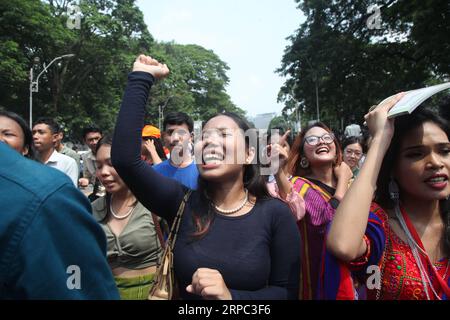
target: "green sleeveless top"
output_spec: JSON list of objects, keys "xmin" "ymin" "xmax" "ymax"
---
[{"xmin": 92, "ymin": 196, "xmax": 162, "ymax": 270}]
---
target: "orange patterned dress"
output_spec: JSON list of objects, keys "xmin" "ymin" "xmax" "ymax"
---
[{"xmin": 363, "ymin": 203, "xmax": 449, "ymax": 300}]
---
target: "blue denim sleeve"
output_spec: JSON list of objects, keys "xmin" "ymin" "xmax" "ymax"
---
[{"xmin": 6, "ymin": 184, "xmax": 119, "ymax": 300}]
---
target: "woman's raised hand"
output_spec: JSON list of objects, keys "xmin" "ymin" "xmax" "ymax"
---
[
  {"xmin": 270, "ymin": 130, "xmax": 291, "ymax": 169},
  {"xmin": 132, "ymin": 54, "xmax": 169, "ymax": 79},
  {"xmin": 334, "ymin": 161, "xmax": 353, "ymax": 183},
  {"xmin": 364, "ymin": 92, "xmax": 405, "ymax": 148},
  {"xmin": 144, "ymin": 139, "xmax": 156, "ymax": 154}
]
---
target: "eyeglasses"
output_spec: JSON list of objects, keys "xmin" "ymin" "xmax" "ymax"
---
[
  {"xmin": 345, "ymin": 149, "xmax": 362, "ymax": 157},
  {"xmin": 304, "ymin": 133, "xmax": 335, "ymax": 146}
]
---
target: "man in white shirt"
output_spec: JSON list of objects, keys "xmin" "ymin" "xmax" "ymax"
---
[
  {"xmin": 32, "ymin": 117, "xmax": 78, "ymax": 186},
  {"xmin": 344, "ymin": 116, "xmax": 362, "ymax": 138}
]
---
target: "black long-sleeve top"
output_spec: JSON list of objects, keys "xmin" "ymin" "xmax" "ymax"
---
[{"xmin": 112, "ymin": 71, "xmax": 301, "ymax": 300}]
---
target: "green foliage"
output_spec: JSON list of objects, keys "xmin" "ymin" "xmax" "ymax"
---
[
  {"xmin": 149, "ymin": 42, "xmax": 244, "ymax": 123},
  {"xmin": 278, "ymin": 0, "xmax": 450, "ymax": 132},
  {"xmin": 268, "ymin": 115, "xmax": 289, "ymax": 131},
  {"xmin": 0, "ymin": 0, "xmax": 242, "ymax": 142}
]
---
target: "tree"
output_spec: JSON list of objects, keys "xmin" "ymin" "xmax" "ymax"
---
[
  {"xmin": 149, "ymin": 42, "xmax": 245, "ymax": 123},
  {"xmin": 268, "ymin": 115, "xmax": 289, "ymax": 131},
  {"xmin": 277, "ymin": 0, "xmax": 449, "ymax": 131},
  {"xmin": 0, "ymin": 0, "xmax": 73, "ymax": 119},
  {"xmin": 0, "ymin": 0, "xmax": 154, "ymax": 141},
  {"xmin": 0, "ymin": 1, "xmax": 244, "ymax": 141}
]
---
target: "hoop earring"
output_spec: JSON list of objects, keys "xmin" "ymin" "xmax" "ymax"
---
[
  {"xmin": 300, "ymin": 157, "xmax": 309, "ymax": 169},
  {"xmin": 388, "ymin": 178, "xmax": 399, "ymax": 201}
]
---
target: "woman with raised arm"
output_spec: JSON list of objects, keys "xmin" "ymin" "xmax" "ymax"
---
[
  {"xmin": 111, "ymin": 55, "xmax": 300, "ymax": 300},
  {"xmin": 285, "ymin": 122, "xmax": 353, "ymax": 299},
  {"xmin": 265, "ymin": 129, "xmax": 305, "ymax": 221},
  {"xmin": 326, "ymin": 94, "xmax": 450, "ymax": 300}
]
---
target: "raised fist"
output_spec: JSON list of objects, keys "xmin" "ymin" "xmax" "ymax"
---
[{"xmin": 132, "ymin": 54, "xmax": 170, "ymax": 80}]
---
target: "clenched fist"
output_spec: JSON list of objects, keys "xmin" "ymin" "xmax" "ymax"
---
[
  {"xmin": 132, "ymin": 54, "xmax": 170, "ymax": 80},
  {"xmin": 186, "ymin": 268, "xmax": 232, "ymax": 300}
]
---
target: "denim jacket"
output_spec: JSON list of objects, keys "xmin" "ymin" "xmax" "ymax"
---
[{"xmin": 0, "ymin": 142, "xmax": 119, "ymax": 299}]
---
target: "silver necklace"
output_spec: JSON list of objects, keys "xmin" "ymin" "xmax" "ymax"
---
[
  {"xmin": 110, "ymin": 195, "xmax": 135, "ymax": 220},
  {"xmin": 213, "ymin": 189, "xmax": 249, "ymax": 215}
]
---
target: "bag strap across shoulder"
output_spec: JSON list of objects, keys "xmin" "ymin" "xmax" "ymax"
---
[
  {"xmin": 151, "ymin": 213, "xmax": 165, "ymax": 247},
  {"xmin": 166, "ymin": 190, "xmax": 193, "ymax": 251}
]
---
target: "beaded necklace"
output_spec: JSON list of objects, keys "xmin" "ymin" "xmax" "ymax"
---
[
  {"xmin": 110, "ymin": 194, "xmax": 135, "ymax": 220},
  {"xmin": 212, "ymin": 189, "xmax": 249, "ymax": 215}
]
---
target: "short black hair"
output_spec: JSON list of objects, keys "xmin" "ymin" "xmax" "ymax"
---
[
  {"xmin": 82, "ymin": 125, "xmax": 102, "ymax": 139},
  {"xmin": 33, "ymin": 117, "xmax": 60, "ymax": 134},
  {"xmin": 163, "ymin": 112, "xmax": 194, "ymax": 133},
  {"xmin": 95, "ymin": 134, "xmax": 113, "ymax": 154}
]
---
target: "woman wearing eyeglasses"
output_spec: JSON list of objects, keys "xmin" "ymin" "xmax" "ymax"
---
[
  {"xmin": 342, "ymin": 137, "xmax": 366, "ymax": 178},
  {"xmin": 286, "ymin": 122, "xmax": 353, "ymax": 299}
]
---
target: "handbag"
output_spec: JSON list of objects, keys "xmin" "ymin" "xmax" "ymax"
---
[{"xmin": 148, "ymin": 190, "xmax": 192, "ymax": 300}]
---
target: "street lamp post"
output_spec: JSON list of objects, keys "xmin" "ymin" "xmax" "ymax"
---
[
  {"xmin": 158, "ymin": 96, "xmax": 173, "ymax": 129},
  {"xmin": 291, "ymin": 85, "xmax": 301, "ymax": 133},
  {"xmin": 158, "ymin": 104, "xmax": 163, "ymax": 130},
  {"xmin": 296, "ymin": 106, "xmax": 301, "ymax": 133},
  {"xmin": 29, "ymin": 54, "xmax": 75, "ymax": 128}
]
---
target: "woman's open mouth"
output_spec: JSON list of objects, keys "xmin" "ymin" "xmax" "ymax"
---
[
  {"xmin": 315, "ymin": 146, "xmax": 329, "ymax": 155},
  {"xmin": 424, "ymin": 174, "xmax": 448, "ymax": 190}
]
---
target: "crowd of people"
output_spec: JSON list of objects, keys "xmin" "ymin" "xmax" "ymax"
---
[{"xmin": 0, "ymin": 54, "xmax": 449, "ymax": 300}]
